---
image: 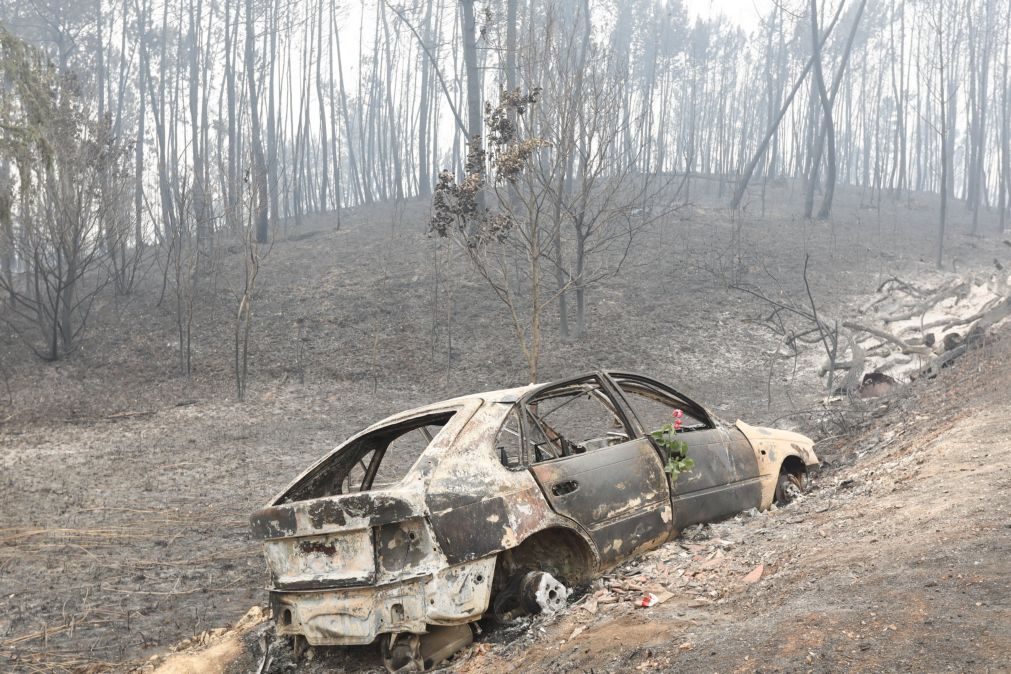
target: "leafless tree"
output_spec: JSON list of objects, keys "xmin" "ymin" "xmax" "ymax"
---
[
  {"xmin": 0, "ymin": 34, "xmax": 128, "ymax": 360},
  {"xmin": 233, "ymin": 220, "xmax": 267, "ymax": 401}
]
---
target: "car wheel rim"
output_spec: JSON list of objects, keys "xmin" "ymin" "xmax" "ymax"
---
[{"xmin": 776, "ymin": 473, "xmax": 804, "ymax": 504}]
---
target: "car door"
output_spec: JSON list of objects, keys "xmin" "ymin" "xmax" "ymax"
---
[
  {"xmin": 606, "ymin": 373, "xmax": 762, "ymax": 531},
  {"xmin": 520, "ymin": 375, "xmax": 673, "ymax": 566}
]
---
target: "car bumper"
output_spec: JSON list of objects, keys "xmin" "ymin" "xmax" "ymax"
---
[{"xmin": 269, "ymin": 556, "xmax": 497, "ymax": 646}]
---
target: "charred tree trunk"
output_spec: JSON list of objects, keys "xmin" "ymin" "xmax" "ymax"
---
[
  {"xmin": 730, "ymin": 2, "xmax": 844, "ymax": 210},
  {"xmin": 460, "ymin": 0, "xmax": 485, "ymax": 221},
  {"xmin": 245, "ymin": 0, "xmax": 269, "ymax": 243}
]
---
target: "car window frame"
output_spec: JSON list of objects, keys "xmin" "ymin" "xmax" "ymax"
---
[
  {"xmin": 274, "ymin": 405, "xmax": 466, "ymax": 503},
  {"xmin": 604, "ymin": 372, "xmax": 716, "ymax": 439},
  {"xmin": 494, "ymin": 405, "xmax": 526, "ymax": 471},
  {"xmin": 515, "ymin": 373, "xmax": 637, "ymax": 467}
]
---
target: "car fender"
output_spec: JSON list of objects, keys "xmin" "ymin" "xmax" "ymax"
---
[
  {"xmin": 427, "ymin": 485, "xmax": 599, "ymax": 569},
  {"xmin": 735, "ymin": 420, "xmax": 819, "ymax": 507}
]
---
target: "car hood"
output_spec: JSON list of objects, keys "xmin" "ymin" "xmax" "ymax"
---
[{"xmin": 735, "ymin": 420, "xmax": 818, "ymax": 466}]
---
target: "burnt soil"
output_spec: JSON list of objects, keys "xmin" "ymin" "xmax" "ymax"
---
[
  {"xmin": 1, "ymin": 181, "xmax": 1009, "ymax": 672},
  {"xmin": 444, "ymin": 330, "xmax": 1011, "ymax": 674}
]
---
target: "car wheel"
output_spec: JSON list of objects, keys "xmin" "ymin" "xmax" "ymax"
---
[
  {"xmin": 774, "ymin": 471, "xmax": 805, "ymax": 506},
  {"xmin": 380, "ymin": 633, "xmax": 423, "ymax": 673},
  {"xmin": 492, "ymin": 570, "xmax": 570, "ymax": 621}
]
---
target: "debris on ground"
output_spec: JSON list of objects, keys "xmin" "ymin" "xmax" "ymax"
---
[
  {"xmin": 139, "ymin": 607, "xmax": 267, "ymax": 674},
  {"xmin": 741, "ymin": 258, "xmax": 1011, "ymax": 411},
  {"xmin": 124, "ymin": 326, "xmax": 1011, "ymax": 674}
]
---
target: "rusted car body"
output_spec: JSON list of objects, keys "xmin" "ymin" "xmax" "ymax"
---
[{"xmin": 250, "ymin": 371, "xmax": 818, "ymax": 669}]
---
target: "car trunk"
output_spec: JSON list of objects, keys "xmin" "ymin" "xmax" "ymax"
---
[
  {"xmin": 250, "ymin": 490, "xmax": 423, "ymax": 591},
  {"xmin": 250, "ymin": 405, "xmax": 475, "ymax": 592}
]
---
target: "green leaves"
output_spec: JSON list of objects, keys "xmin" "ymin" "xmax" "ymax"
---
[{"xmin": 651, "ymin": 426, "xmax": 695, "ymax": 482}]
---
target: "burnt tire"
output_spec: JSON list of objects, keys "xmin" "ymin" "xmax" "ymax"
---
[
  {"xmin": 774, "ymin": 471, "xmax": 805, "ymax": 506},
  {"xmin": 491, "ymin": 570, "xmax": 569, "ymax": 621}
]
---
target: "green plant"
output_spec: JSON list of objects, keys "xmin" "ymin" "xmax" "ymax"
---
[{"xmin": 651, "ymin": 409, "xmax": 695, "ymax": 481}]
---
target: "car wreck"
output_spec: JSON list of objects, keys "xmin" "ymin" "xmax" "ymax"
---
[{"xmin": 250, "ymin": 372, "xmax": 818, "ymax": 671}]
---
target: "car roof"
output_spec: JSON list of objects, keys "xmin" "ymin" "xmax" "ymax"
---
[
  {"xmin": 358, "ymin": 383, "xmax": 540, "ymax": 433},
  {"xmin": 360, "ymin": 370, "xmax": 699, "ymax": 433}
]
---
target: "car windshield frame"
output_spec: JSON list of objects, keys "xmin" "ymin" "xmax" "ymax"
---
[{"xmin": 604, "ymin": 371, "xmax": 716, "ymax": 436}]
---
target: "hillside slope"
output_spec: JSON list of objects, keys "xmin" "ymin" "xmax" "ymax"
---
[
  {"xmin": 446, "ymin": 330, "xmax": 1011, "ymax": 674},
  {"xmin": 2, "ymin": 187, "xmax": 1009, "ymax": 672},
  {"xmin": 143, "ymin": 327, "xmax": 1011, "ymax": 674},
  {"xmin": 463, "ymin": 343, "xmax": 1006, "ymax": 674}
]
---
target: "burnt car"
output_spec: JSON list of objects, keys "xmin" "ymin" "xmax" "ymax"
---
[{"xmin": 250, "ymin": 372, "xmax": 818, "ymax": 671}]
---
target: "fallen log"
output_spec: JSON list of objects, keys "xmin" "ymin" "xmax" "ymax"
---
[
  {"xmin": 841, "ymin": 321, "xmax": 932, "ymax": 355},
  {"xmin": 839, "ymin": 331, "xmax": 866, "ymax": 394},
  {"xmin": 881, "ymin": 279, "xmax": 970, "ymax": 324},
  {"xmin": 975, "ymin": 296, "xmax": 1011, "ymax": 331},
  {"xmin": 918, "ymin": 345, "xmax": 968, "ymax": 379},
  {"xmin": 875, "ymin": 276, "xmax": 929, "ymax": 297},
  {"xmin": 919, "ymin": 296, "xmax": 1008, "ymax": 331}
]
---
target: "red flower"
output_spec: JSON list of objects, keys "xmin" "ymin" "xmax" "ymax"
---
[
  {"xmin": 674, "ymin": 419, "xmax": 683, "ymax": 431},
  {"xmin": 672, "ymin": 409, "xmax": 684, "ymax": 419}
]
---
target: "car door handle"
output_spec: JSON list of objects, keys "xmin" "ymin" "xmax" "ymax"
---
[{"xmin": 552, "ymin": 480, "xmax": 579, "ymax": 496}]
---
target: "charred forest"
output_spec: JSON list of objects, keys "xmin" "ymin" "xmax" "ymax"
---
[{"xmin": 0, "ymin": 0, "xmax": 1009, "ymax": 373}]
